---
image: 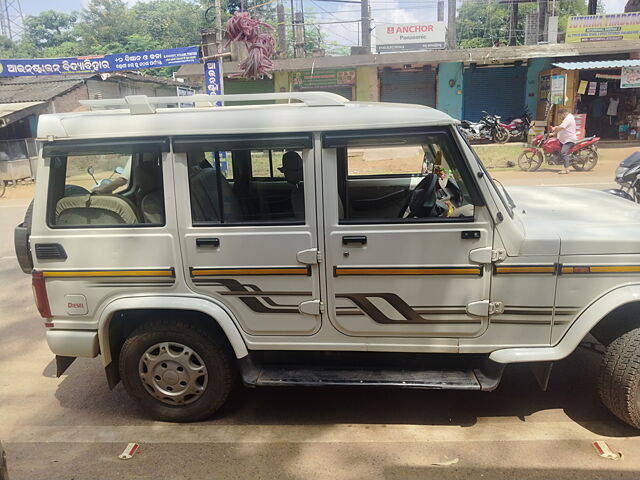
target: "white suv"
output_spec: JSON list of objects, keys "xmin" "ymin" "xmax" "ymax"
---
[{"xmin": 14, "ymin": 92, "xmax": 640, "ymax": 427}]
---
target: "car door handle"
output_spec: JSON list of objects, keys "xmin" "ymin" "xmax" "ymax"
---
[
  {"xmin": 342, "ymin": 235, "xmax": 367, "ymax": 246},
  {"xmin": 196, "ymin": 237, "xmax": 220, "ymax": 247}
]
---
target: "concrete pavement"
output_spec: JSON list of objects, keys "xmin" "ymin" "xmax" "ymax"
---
[{"xmin": 2, "ymin": 173, "xmax": 640, "ymax": 479}]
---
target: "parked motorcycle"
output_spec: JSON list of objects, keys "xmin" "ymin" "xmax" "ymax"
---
[
  {"xmin": 499, "ymin": 111, "xmax": 532, "ymax": 142},
  {"xmin": 517, "ymin": 132, "xmax": 600, "ymax": 172},
  {"xmin": 460, "ymin": 111, "xmax": 509, "ymax": 144},
  {"xmin": 604, "ymin": 151, "xmax": 640, "ymax": 202}
]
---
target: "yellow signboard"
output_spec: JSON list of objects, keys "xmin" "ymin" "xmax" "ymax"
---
[{"xmin": 566, "ymin": 13, "xmax": 640, "ymax": 43}]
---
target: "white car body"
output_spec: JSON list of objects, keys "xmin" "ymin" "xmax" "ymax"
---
[{"xmin": 17, "ymin": 93, "xmax": 640, "ymax": 422}]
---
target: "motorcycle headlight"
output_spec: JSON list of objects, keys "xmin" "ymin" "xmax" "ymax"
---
[{"xmin": 616, "ymin": 166, "xmax": 628, "ymax": 180}]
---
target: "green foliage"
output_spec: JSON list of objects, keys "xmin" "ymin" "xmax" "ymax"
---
[{"xmin": 457, "ymin": 0, "xmax": 589, "ymax": 47}]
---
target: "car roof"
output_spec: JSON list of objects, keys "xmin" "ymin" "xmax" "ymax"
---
[{"xmin": 37, "ymin": 94, "xmax": 457, "ymax": 141}]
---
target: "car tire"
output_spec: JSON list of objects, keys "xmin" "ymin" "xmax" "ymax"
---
[
  {"xmin": 119, "ymin": 318, "xmax": 235, "ymax": 422},
  {"xmin": 598, "ymin": 328, "xmax": 640, "ymax": 429}
]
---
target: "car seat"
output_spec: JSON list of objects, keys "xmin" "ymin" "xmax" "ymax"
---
[{"xmin": 55, "ymin": 194, "xmax": 140, "ymax": 225}]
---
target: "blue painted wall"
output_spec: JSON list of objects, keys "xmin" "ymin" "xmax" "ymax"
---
[
  {"xmin": 437, "ymin": 62, "xmax": 463, "ymax": 120},
  {"xmin": 525, "ymin": 57, "xmax": 553, "ymax": 117}
]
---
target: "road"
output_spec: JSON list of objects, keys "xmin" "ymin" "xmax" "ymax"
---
[{"xmin": 2, "ymin": 151, "xmax": 640, "ymax": 479}]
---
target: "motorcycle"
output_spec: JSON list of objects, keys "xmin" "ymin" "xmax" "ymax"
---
[
  {"xmin": 604, "ymin": 151, "xmax": 640, "ymax": 202},
  {"xmin": 517, "ymin": 131, "xmax": 600, "ymax": 172},
  {"xmin": 460, "ymin": 111, "xmax": 509, "ymax": 144},
  {"xmin": 499, "ymin": 111, "xmax": 532, "ymax": 142}
]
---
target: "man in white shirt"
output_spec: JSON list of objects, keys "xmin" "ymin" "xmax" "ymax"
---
[
  {"xmin": 551, "ymin": 108, "xmax": 578, "ymax": 174},
  {"xmin": 92, "ymin": 157, "xmax": 131, "ymax": 193}
]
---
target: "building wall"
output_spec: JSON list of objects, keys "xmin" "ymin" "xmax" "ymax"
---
[
  {"xmin": 51, "ymin": 84, "xmax": 90, "ymax": 113},
  {"xmin": 274, "ymin": 71, "xmax": 289, "ymax": 93},
  {"xmin": 87, "ymin": 79, "xmax": 120, "ymax": 100},
  {"xmin": 525, "ymin": 57, "xmax": 553, "ymax": 118},
  {"xmin": 436, "ymin": 62, "xmax": 463, "ymax": 119},
  {"xmin": 356, "ymin": 66, "xmax": 378, "ymax": 101}
]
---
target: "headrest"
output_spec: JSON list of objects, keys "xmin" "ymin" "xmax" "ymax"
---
[{"xmin": 279, "ymin": 151, "xmax": 303, "ymax": 184}]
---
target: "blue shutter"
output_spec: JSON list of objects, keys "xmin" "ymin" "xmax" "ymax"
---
[{"xmin": 463, "ymin": 66, "xmax": 526, "ymax": 122}]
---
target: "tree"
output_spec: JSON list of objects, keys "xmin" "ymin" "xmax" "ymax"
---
[
  {"xmin": 21, "ymin": 10, "xmax": 78, "ymax": 51},
  {"xmin": 456, "ymin": 0, "xmax": 589, "ymax": 47}
]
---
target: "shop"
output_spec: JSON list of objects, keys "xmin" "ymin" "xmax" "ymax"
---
[
  {"xmin": 290, "ymin": 68, "xmax": 356, "ymax": 100},
  {"xmin": 549, "ymin": 60, "xmax": 640, "ymax": 140},
  {"xmin": 462, "ymin": 63, "xmax": 527, "ymax": 121},
  {"xmin": 378, "ymin": 65, "xmax": 437, "ymax": 107}
]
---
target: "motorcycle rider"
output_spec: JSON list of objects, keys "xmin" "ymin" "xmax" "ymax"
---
[{"xmin": 551, "ymin": 108, "xmax": 578, "ymax": 174}]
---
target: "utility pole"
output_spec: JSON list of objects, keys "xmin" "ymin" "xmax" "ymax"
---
[
  {"xmin": 0, "ymin": 0, "xmax": 24, "ymax": 40},
  {"xmin": 361, "ymin": 0, "xmax": 371, "ymax": 52},
  {"xmin": 437, "ymin": 0, "xmax": 445, "ymax": 22},
  {"xmin": 537, "ymin": 0, "xmax": 548, "ymax": 43},
  {"xmin": 447, "ymin": 0, "xmax": 457, "ymax": 49},
  {"xmin": 293, "ymin": 11, "xmax": 305, "ymax": 58},
  {"xmin": 588, "ymin": 0, "xmax": 598, "ymax": 15},
  {"xmin": 276, "ymin": 0, "xmax": 286, "ymax": 58},
  {"xmin": 509, "ymin": 2, "xmax": 519, "ymax": 46}
]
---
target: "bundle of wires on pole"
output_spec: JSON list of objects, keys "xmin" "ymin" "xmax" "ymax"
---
[{"xmin": 224, "ymin": 11, "xmax": 275, "ymax": 79}]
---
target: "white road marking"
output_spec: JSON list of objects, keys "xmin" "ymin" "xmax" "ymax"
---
[
  {"xmin": 537, "ymin": 182, "xmax": 614, "ymax": 187},
  {"xmin": 0, "ymin": 421, "xmax": 624, "ymax": 444}
]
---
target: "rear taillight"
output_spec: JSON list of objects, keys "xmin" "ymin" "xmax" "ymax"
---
[{"xmin": 32, "ymin": 272, "xmax": 51, "ymax": 318}]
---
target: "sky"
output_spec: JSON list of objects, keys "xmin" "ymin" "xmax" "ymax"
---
[{"xmin": 19, "ymin": 0, "xmax": 630, "ymax": 49}]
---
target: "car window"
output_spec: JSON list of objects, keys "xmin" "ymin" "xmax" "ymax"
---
[
  {"xmin": 44, "ymin": 139, "xmax": 167, "ymax": 227},
  {"xmin": 325, "ymin": 129, "xmax": 477, "ymax": 223},
  {"xmin": 175, "ymin": 134, "xmax": 312, "ymax": 225}
]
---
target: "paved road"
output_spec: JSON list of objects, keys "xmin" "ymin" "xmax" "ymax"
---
[{"xmin": 2, "ymin": 178, "xmax": 640, "ymax": 479}]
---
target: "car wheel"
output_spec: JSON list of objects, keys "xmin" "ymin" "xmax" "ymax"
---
[
  {"xmin": 517, "ymin": 150, "xmax": 543, "ymax": 172},
  {"xmin": 119, "ymin": 318, "xmax": 235, "ymax": 422},
  {"xmin": 599, "ymin": 328, "xmax": 640, "ymax": 429}
]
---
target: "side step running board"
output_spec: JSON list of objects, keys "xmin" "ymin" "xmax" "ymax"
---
[{"xmin": 239, "ymin": 358, "xmax": 504, "ymax": 391}]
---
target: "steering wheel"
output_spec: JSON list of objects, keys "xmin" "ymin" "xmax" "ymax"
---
[{"xmin": 399, "ymin": 174, "xmax": 438, "ymax": 218}]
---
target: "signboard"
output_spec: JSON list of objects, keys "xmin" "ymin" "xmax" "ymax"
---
[
  {"xmin": 376, "ymin": 22, "xmax": 446, "ymax": 52},
  {"xmin": 204, "ymin": 59, "xmax": 223, "ymax": 106},
  {"xmin": 550, "ymin": 74, "xmax": 565, "ymax": 105},
  {"xmin": 0, "ymin": 46, "xmax": 200, "ymax": 77},
  {"xmin": 566, "ymin": 13, "xmax": 640, "ymax": 43},
  {"xmin": 177, "ymin": 86, "xmax": 195, "ymax": 108},
  {"xmin": 292, "ymin": 69, "xmax": 356, "ymax": 88},
  {"xmin": 621, "ymin": 66, "xmax": 640, "ymax": 89}
]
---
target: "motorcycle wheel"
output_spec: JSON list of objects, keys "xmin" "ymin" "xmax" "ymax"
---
[
  {"xmin": 517, "ymin": 150, "xmax": 543, "ymax": 172},
  {"xmin": 572, "ymin": 148, "xmax": 598, "ymax": 172},
  {"xmin": 493, "ymin": 127, "xmax": 509, "ymax": 144}
]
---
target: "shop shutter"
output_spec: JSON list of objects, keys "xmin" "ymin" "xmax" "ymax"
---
[
  {"xmin": 224, "ymin": 78, "xmax": 275, "ymax": 105},
  {"xmin": 379, "ymin": 70, "xmax": 436, "ymax": 107},
  {"xmin": 463, "ymin": 66, "xmax": 526, "ymax": 122}
]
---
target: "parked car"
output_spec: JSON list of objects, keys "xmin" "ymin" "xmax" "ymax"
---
[{"xmin": 14, "ymin": 92, "xmax": 640, "ymax": 428}]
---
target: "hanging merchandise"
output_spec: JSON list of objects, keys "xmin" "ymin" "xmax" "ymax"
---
[
  {"xmin": 577, "ymin": 80, "xmax": 588, "ymax": 95},
  {"xmin": 608, "ymin": 96, "xmax": 619, "ymax": 116},
  {"xmin": 225, "ymin": 11, "xmax": 275, "ymax": 79},
  {"xmin": 588, "ymin": 82, "xmax": 597, "ymax": 95},
  {"xmin": 599, "ymin": 82, "xmax": 608, "ymax": 96}
]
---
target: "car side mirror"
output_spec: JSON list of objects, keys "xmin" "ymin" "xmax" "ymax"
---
[
  {"xmin": 114, "ymin": 166, "xmax": 124, "ymax": 175},
  {"xmin": 87, "ymin": 166, "xmax": 94, "ymax": 176}
]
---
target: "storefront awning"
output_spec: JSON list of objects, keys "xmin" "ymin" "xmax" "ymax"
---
[
  {"xmin": 0, "ymin": 101, "xmax": 46, "ymax": 127},
  {"xmin": 552, "ymin": 59, "xmax": 640, "ymax": 70}
]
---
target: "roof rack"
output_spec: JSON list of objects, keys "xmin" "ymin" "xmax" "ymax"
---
[{"xmin": 79, "ymin": 92, "xmax": 349, "ymax": 114}]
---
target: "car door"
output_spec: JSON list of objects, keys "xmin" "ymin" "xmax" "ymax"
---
[
  {"xmin": 320, "ymin": 127, "xmax": 494, "ymax": 338},
  {"xmin": 174, "ymin": 133, "xmax": 323, "ymax": 336}
]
